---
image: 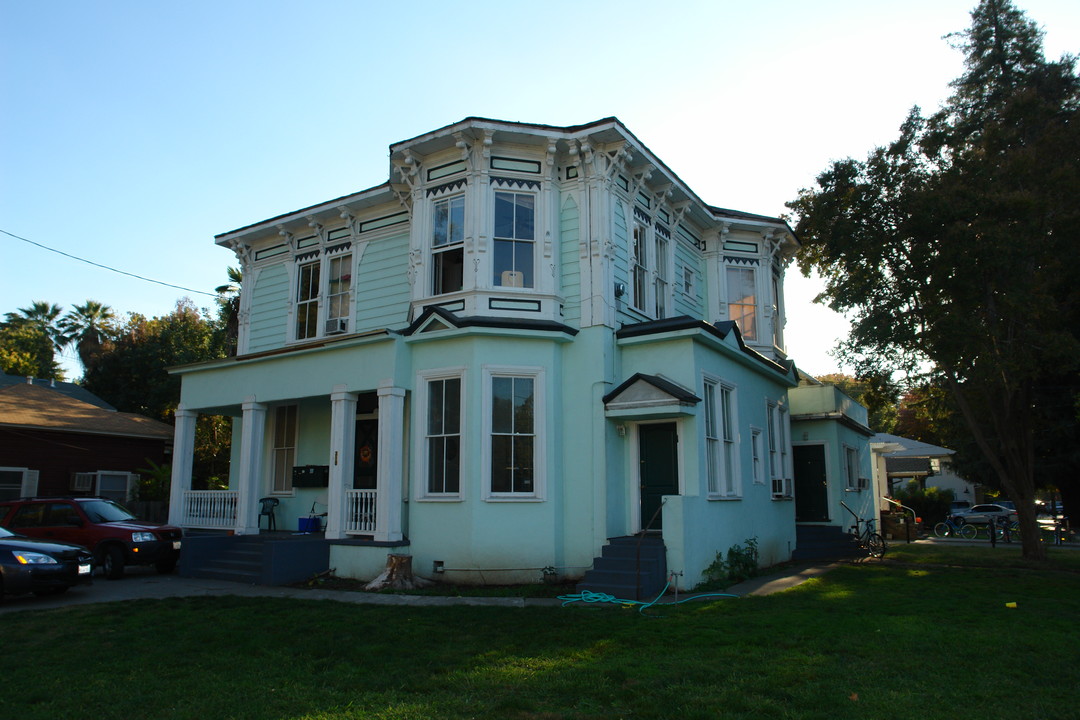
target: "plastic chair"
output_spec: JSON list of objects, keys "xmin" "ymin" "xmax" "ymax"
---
[{"xmin": 258, "ymin": 497, "xmax": 279, "ymax": 531}]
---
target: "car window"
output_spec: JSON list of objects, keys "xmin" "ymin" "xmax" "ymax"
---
[
  {"xmin": 47, "ymin": 502, "xmax": 82, "ymax": 526},
  {"xmin": 10, "ymin": 503, "xmax": 46, "ymax": 528},
  {"xmin": 80, "ymin": 499, "xmax": 136, "ymax": 523}
]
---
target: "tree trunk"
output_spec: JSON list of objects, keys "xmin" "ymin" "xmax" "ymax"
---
[{"xmin": 364, "ymin": 554, "xmax": 433, "ymax": 591}]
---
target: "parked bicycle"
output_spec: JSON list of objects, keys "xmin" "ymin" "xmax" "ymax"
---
[
  {"xmin": 934, "ymin": 515, "xmax": 977, "ymax": 539},
  {"xmin": 850, "ymin": 516, "xmax": 887, "ymax": 558}
]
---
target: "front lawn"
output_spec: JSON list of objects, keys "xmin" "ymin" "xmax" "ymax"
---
[{"xmin": 4, "ymin": 545, "xmax": 1078, "ymax": 719}]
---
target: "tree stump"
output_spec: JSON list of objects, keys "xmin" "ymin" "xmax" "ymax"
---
[{"xmin": 364, "ymin": 553, "xmax": 433, "ymax": 591}]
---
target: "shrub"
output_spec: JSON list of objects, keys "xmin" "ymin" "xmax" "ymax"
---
[{"xmin": 703, "ymin": 537, "xmax": 759, "ymax": 586}]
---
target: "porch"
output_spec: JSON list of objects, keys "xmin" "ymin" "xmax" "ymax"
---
[
  {"xmin": 177, "ymin": 489, "xmax": 379, "ymax": 536},
  {"xmin": 168, "ymin": 381, "xmax": 406, "ymax": 542}
]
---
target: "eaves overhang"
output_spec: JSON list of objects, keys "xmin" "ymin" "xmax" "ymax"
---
[
  {"xmin": 789, "ymin": 411, "xmax": 875, "ymax": 437},
  {"xmin": 615, "ymin": 316, "xmax": 798, "ymax": 385},
  {"xmin": 168, "ymin": 328, "xmax": 396, "ymax": 376},
  {"xmin": 402, "ymin": 305, "xmax": 579, "ymax": 342}
]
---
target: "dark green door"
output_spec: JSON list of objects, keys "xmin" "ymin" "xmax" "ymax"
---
[
  {"xmin": 353, "ymin": 419, "xmax": 378, "ymax": 490},
  {"xmin": 794, "ymin": 444, "xmax": 829, "ymax": 522},
  {"xmin": 639, "ymin": 423, "xmax": 678, "ymax": 532}
]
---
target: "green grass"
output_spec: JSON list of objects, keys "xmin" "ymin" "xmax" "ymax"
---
[{"xmin": 4, "ymin": 546, "xmax": 1079, "ymax": 720}]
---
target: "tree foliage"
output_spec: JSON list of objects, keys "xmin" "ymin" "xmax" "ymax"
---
[
  {"xmin": 1, "ymin": 301, "xmax": 66, "ymax": 379},
  {"xmin": 787, "ymin": 0, "xmax": 1079, "ymax": 559},
  {"xmin": 60, "ymin": 300, "xmax": 118, "ymax": 375},
  {"xmin": 83, "ymin": 298, "xmax": 227, "ymax": 421}
]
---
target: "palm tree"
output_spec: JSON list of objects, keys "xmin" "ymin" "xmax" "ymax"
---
[
  {"xmin": 215, "ymin": 266, "xmax": 242, "ymax": 356},
  {"xmin": 2, "ymin": 301, "xmax": 65, "ymax": 379},
  {"xmin": 60, "ymin": 300, "xmax": 117, "ymax": 373}
]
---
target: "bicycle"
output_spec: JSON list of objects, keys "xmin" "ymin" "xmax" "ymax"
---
[
  {"xmin": 849, "ymin": 516, "xmax": 887, "ymax": 559},
  {"xmin": 934, "ymin": 515, "xmax": 978, "ymax": 539}
]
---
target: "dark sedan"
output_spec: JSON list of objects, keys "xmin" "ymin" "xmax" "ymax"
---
[{"xmin": 0, "ymin": 526, "xmax": 93, "ymax": 599}]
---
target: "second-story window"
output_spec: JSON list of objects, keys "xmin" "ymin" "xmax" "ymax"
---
[
  {"xmin": 326, "ymin": 254, "xmax": 352, "ymax": 332},
  {"xmin": 654, "ymin": 234, "xmax": 670, "ymax": 318},
  {"xmin": 726, "ymin": 267, "xmax": 757, "ymax": 341},
  {"xmin": 632, "ymin": 223, "xmax": 648, "ymax": 312},
  {"xmin": 493, "ymin": 191, "xmax": 534, "ymax": 288},
  {"xmin": 432, "ymin": 195, "xmax": 465, "ymax": 294},
  {"xmin": 296, "ymin": 261, "xmax": 320, "ymax": 340}
]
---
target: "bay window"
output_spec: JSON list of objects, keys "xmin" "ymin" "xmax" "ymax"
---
[
  {"xmin": 426, "ymin": 377, "xmax": 462, "ymax": 495},
  {"xmin": 432, "ymin": 195, "xmax": 465, "ymax": 294},
  {"xmin": 726, "ymin": 266, "xmax": 757, "ymax": 341},
  {"xmin": 296, "ymin": 261, "xmax": 320, "ymax": 340},
  {"xmin": 485, "ymin": 367, "xmax": 544, "ymax": 499},
  {"xmin": 493, "ymin": 192, "xmax": 535, "ymax": 288}
]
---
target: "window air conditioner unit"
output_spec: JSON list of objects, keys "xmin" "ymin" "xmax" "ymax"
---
[
  {"xmin": 500, "ymin": 271, "xmax": 524, "ymax": 288},
  {"xmin": 72, "ymin": 473, "xmax": 94, "ymax": 492},
  {"xmin": 325, "ymin": 318, "xmax": 349, "ymax": 335}
]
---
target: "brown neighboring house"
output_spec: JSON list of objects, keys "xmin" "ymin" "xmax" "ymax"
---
[{"xmin": 0, "ymin": 375, "xmax": 173, "ymax": 502}]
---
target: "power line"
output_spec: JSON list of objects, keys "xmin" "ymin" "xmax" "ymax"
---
[{"xmin": 1, "ymin": 228, "xmax": 218, "ymax": 298}]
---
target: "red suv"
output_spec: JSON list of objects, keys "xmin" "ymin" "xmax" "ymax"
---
[{"xmin": 0, "ymin": 497, "xmax": 182, "ymax": 579}]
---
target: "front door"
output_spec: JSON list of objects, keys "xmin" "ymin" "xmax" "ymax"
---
[
  {"xmin": 354, "ymin": 419, "xmax": 378, "ymax": 489},
  {"xmin": 794, "ymin": 444, "xmax": 829, "ymax": 521},
  {"xmin": 639, "ymin": 422, "xmax": 678, "ymax": 532}
]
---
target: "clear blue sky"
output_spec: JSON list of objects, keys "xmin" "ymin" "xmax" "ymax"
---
[{"xmin": 2, "ymin": 0, "xmax": 1077, "ymax": 379}]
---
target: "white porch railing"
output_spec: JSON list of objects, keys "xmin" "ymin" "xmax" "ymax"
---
[
  {"xmin": 345, "ymin": 489, "xmax": 377, "ymax": 534},
  {"xmin": 181, "ymin": 490, "xmax": 239, "ymax": 529}
]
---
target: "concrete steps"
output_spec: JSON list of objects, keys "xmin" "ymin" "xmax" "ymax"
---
[
  {"xmin": 577, "ymin": 536, "xmax": 667, "ymax": 601},
  {"xmin": 792, "ymin": 524, "xmax": 862, "ymax": 561}
]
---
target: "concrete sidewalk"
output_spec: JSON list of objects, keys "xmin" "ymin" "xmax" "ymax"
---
[{"xmin": 1, "ymin": 559, "xmax": 844, "ymax": 614}]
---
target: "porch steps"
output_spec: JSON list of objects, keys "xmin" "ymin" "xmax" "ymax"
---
[
  {"xmin": 791, "ymin": 524, "xmax": 862, "ymax": 561},
  {"xmin": 179, "ymin": 532, "xmax": 331, "ymax": 586},
  {"xmin": 576, "ymin": 536, "xmax": 667, "ymax": 601}
]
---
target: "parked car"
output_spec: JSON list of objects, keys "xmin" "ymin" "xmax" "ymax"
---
[
  {"xmin": 0, "ymin": 525, "xmax": 94, "ymax": 599},
  {"xmin": 962, "ymin": 503, "xmax": 1019, "ymax": 525},
  {"xmin": 0, "ymin": 497, "xmax": 182, "ymax": 579},
  {"xmin": 949, "ymin": 501, "xmax": 972, "ymax": 517}
]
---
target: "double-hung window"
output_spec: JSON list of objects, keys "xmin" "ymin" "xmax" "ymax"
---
[
  {"xmin": 272, "ymin": 405, "xmax": 297, "ymax": 494},
  {"xmin": 432, "ymin": 195, "xmax": 465, "ymax": 294},
  {"xmin": 654, "ymin": 234, "xmax": 670, "ymax": 318},
  {"xmin": 426, "ymin": 376, "xmax": 461, "ymax": 495},
  {"xmin": 844, "ymin": 446, "xmax": 859, "ymax": 490},
  {"xmin": 705, "ymin": 379, "xmax": 738, "ymax": 497},
  {"xmin": 296, "ymin": 262, "xmax": 320, "ymax": 340},
  {"xmin": 486, "ymin": 367, "xmax": 543, "ymax": 499},
  {"xmin": 493, "ymin": 191, "xmax": 534, "ymax": 288},
  {"xmin": 751, "ymin": 428, "xmax": 764, "ymax": 485},
  {"xmin": 768, "ymin": 402, "xmax": 792, "ymax": 497},
  {"xmin": 631, "ymin": 223, "xmax": 648, "ymax": 312},
  {"xmin": 726, "ymin": 266, "xmax": 757, "ymax": 341},
  {"xmin": 326, "ymin": 254, "xmax": 353, "ymax": 332}
]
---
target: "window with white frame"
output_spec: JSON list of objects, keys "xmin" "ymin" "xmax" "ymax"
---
[
  {"xmin": 493, "ymin": 191, "xmax": 535, "ymax": 288},
  {"xmin": 654, "ymin": 233, "xmax": 670, "ymax": 318},
  {"xmin": 751, "ymin": 428, "xmax": 764, "ymax": 485},
  {"xmin": 768, "ymin": 402, "xmax": 792, "ymax": 497},
  {"xmin": 631, "ymin": 223, "xmax": 648, "ymax": 312},
  {"xmin": 0, "ymin": 467, "xmax": 36, "ymax": 501},
  {"xmin": 272, "ymin": 405, "xmax": 297, "ymax": 494},
  {"xmin": 705, "ymin": 379, "xmax": 738, "ymax": 497},
  {"xmin": 683, "ymin": 266, "xmax": 695, "ymax": 297},
  {"xmin": 96, "ymin": 472, "xmax": 135, "ymax": 502},
  {"xmin": 425, "ymin": 376, "xmax": 462, "ymax": 495},
  {"xmin": 726, "ymin": 266, "xmax": 757, "ymax": 341},
  {"xmin": 326, "ymin": 253, "xmax": 353, "ymax": 331},
  {"xmin": 844, "ymin": 445, "xmax": 859, "ymax": 490},
  {"xmin": 486, "ymin": 368, "xmax": 543, "ymax": 498},
  {"xmin": 432, "ymin": 194, "xmax": 465, "ymax": 294},
  {"xmin": 296, "ymin": 261, "xmax": 320, "ymax": 340}
]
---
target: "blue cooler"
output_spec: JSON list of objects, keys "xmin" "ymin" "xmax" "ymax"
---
[{"xmin": 298, "ymin": 516, "xmax": 320, "ymax": 533}]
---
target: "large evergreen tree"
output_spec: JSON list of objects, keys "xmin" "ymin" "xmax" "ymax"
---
[{"xmin": 788, "ymin": 0, "xmax": 1079, "ymax": 559}]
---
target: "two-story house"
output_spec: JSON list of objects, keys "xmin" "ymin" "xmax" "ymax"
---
[{"xmin": 169, "ymin": 117, "xmax": 872, "ymax": 590}]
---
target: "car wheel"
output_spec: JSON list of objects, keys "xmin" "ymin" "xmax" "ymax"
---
[
  {"xmin": 102, "ymin": 546, "xmax": 125, "ymax": 580},
  {"xmin": 155, "ymin": 559, "xmax": 177, "ymax": 574}
]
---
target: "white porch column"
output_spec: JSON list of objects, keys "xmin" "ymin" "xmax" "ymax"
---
[
  {"xmin": 168, "ymin": 407, "xmax": 197, "ymax": 526},
  {"xmin": 235, "ymin": 397, "xmax": 267, "ymax": 535},
  {"xmin": 326, "ymin": 385, "xmax": 357, "ymax": 540},
  {"xmin": 375, "ymin": 380, "xmax": 406, "ymax": 542}
]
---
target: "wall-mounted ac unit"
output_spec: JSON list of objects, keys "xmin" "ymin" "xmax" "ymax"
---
[
  {"xmin": 325, "ymin": 318, "xmax": 349, "ymax": 335},
  {"xmin": 71, "ymin": 473, "xmax": 94, "ymax": 492}
]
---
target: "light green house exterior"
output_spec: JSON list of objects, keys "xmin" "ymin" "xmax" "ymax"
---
[{"xmin": 169, "ymin": 117, "xmax": 868, "ymax": 589}]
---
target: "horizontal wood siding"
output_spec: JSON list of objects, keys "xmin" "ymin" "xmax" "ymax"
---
[
  {"xmin": 560, "ymin": 194, "xmax": 581, "ymax": 325},
  {"xmin": 247, "ymin": 263, "xmax": 289, "ymax": 352},
  {"xmin": 673, "ymin": 240, "xmax": 704, "ymax": 319},
  {"xmin": 355, "ymin": 230, "xmax": 410, "ymax": 331}
]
